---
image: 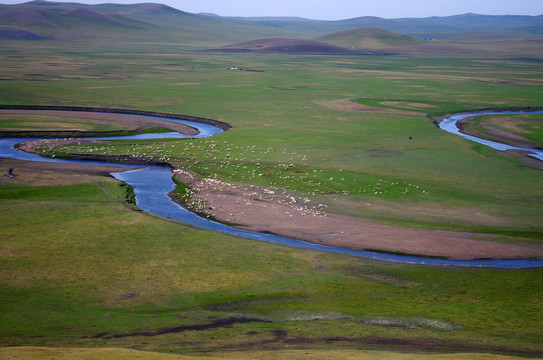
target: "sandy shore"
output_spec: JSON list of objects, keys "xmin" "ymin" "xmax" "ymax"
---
[{"xmin": 173, "ymin": 169, "xmax": 543, "ymax": 260}]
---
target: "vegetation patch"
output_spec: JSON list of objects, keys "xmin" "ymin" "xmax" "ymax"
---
[
  {"xmin": 1, "ymin": 35, "xmax": 543, "ymax": 357},
  {"xmin": 119, "ymin": 182, "xmax": 136, "ymax": 205}
]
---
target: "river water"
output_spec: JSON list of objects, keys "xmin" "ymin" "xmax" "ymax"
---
[
  {"xmin": 438, "ymin": 110, "xmax": 543, "ymax": 161},
  {"xmin": 2, "ymin": 112, "xmax": 542, "ymax": 269}
]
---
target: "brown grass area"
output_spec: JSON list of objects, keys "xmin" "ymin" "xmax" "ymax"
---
[
  {"xmin": 0, "ymin": 158, "xmax": 129, "ymax": 186},
  {"xmin": 327, "ymin": 68, "xmax": 543, "ymax": 86},
  {"xmin": 0, "ymin": 347, "xmax": 533, "ymax": 360},
  {"xmin": 221, "ymin": 349, "xmax": 535, "ymax": 360},
  {"xmin": 0, "ymin": 347, "xmax": 224, "ymax": 360},
  {"xmin": 173, "ymin": 169, "xmax": 543, "ymax": 260},
  {"xmin": 3, "ymin": 121, "xmax": 95, "ymax": 131},
  {"xmin": 332, "ymin": 196, "xmax": 513, "ymax": 227},
  {"xmin": 380, "ymin": 101, "xmax": 439, "ymax": 110},
  {"xmin": 481, "ymin": 115, "xmax": 534, "ymax": 134},
  {"xmin": 458, "ymin": 116, "xmax": 539, "ymax": 149},
  {"xmin": 0, "ymin": 110, "xmax": 199, "ymax": 135},
  {"xmin": 315, "ymin": 99, "xmax": 422, "ymax": 115}
]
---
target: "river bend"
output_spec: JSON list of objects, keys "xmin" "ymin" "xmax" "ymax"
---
[
  {"xmin": 1, "ymin": 111, "xmax": 542, "ymax": 269},
  {"xmin": 439, "ymin": 110, "xmax": 543, "ymax": 161}
]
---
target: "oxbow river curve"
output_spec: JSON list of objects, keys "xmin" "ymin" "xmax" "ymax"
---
[
  {"xmin": 1, "ymin": 109, "xmax": 542, "ymax": 269},
  {"xmin": 438, "ymin": 110, "xmax": 543, "ymax": 161}
]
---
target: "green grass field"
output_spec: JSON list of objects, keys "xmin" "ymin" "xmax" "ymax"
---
[
  {"xmin": 1, "ymin": 180, "xmax": 542, "ymax": 356},
  {"xmin": 1, "ymin": 38, "xmax": 543, "ymax": 358},
  {"xmin": 13, "ymin": 43, "xmax": 543, "ymax": 237}
]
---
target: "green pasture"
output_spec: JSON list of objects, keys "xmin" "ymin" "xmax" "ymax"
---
[
  {"xmin": 8, "ymin": 43, "xmax": 542, "ymax": 239},
  {"xmin": 0, "ymin": 180, "xmax": 542, "ymax": 356},
  {"xmin": 1, "ymin": 40, "xmax": 543, "ymax": 357}
]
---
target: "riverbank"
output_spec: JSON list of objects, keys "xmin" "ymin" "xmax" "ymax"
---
[
  {"xmin": 173, "ymin": 168, "xmax": 543, "ymax": 260},
  {"xmin": 5, "ymin": 108, "xmax": 543, "ymax": 261},
  {"xmin": 0, "ymin": 109, "xmax": 201, "ymax": 137},
  {"xmin": 0, "ymin": 105, "xmax": 231, "ymax": 131},
  {"xmin": 433, "ymin": 107, "xmax": 543, "ymax": 169}
]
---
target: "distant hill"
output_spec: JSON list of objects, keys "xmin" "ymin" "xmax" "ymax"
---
[
  {"xmin": 0, "ymin": 25, "xmax": 51, "ymax": 40},
  {"xmin": 318, "ymin": 27, "xmax": 422, "ymax": 50},
  {"xmin": 0, "ymin": 1, "xmax": 163, "ymax": 41},
  {"xmin": 1, "ymin": 1, "xmax": 542, "ymax": 45},
  {"xmin": 0, "ymin": 0, "xmax": 312, "ymax": 42},
  {"xmin": 221, "ymin": 13, "xmax": 543, "ymax": 38},
  {"xmin": 210, "ymin": 37, "xmax": 387, "ymax": 54}
]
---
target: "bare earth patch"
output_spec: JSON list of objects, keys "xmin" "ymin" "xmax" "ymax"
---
[{"xmin": 173, "ymin": 169, "xmax": 543, "ymax": 260}]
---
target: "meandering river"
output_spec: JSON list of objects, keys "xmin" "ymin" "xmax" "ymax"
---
[
  {"xmin": 1, "ymin": 111, "xmax": 542, "ymax": 268},
  {"xmin": 439, "ymin": 110, "xmax": 543, "ymax": 161}
]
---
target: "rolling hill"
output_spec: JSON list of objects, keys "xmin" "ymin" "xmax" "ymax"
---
[
  {"xmin": 211, "ymin": 27, "xmax": 496, "ymax": 55},
  {"xmin": 211, "ymin": 28, "xmax": 421, "ymax": 54},
  {"xmin": 0, "ymin": 25, "xmax": 51, "ymax": 40},
  {"xmin": 317, "ymin": 27, "xmax": 422, "ymax": 49},
  {"xmin": 0, "ymin": 1, "xmax": 542, "ymax": 46},
  {"xmin": 210, "ymin": 37, "xmax": 388, "ymax": 54},
  {"xmin": 0, "ymin": 0, "xmax": 312, "ymax": 42},
  {"xmin": 219, "ymin": 13, "xmax": 543, "ymax": 38}
]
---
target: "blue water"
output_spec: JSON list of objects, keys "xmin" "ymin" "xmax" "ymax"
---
[
  {"xmin": 439, "ymin": 111, "xmax": 543, "ymax": 161},
  {"xmin": 2, "ymin": 111, "xmax": 543, "ymax": 269}
]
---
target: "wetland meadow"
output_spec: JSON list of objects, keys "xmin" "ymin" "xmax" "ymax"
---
[{"xmin": 1, "ymin": 17, "xmax": 543, "ymax": 360}]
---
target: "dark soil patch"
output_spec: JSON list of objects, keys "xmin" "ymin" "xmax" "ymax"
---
[
  {"xmin": 93, "ymin": 317, "xmax": 272, "ymax": 339},
  {"xmin": 234, "ymin": 330, "xmax": 543, "ymax": 357}
]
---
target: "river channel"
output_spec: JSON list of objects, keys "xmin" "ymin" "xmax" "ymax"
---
[
  {"xmin": 438, "ymin": 110, "xmax": 543, "ymax": 161},
  {"xmin": 1, "ymin": 111, "xmax": 542, "ymax": 269}
]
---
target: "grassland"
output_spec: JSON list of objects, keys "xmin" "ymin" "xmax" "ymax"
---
[
  {"xmin": 1, "ymin": 174, "xmax": 543, "ymax": 357},
  {"xmin": 10, "ymin": 42, "xmax": 543, "ymax": 236},
  {"xmin": 1, "ymin": 37, "xmax": 543, "ymax": 358}
]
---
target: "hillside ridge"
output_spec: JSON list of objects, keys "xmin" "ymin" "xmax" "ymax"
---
[{"xmin": 1, "ymin": 1, "xmax": 542, "ymax": 43}]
